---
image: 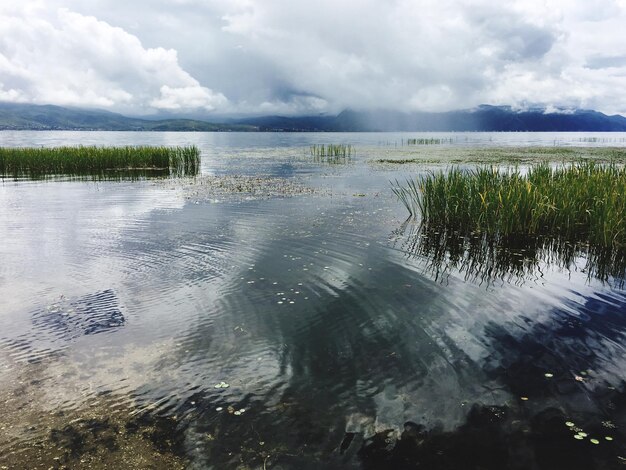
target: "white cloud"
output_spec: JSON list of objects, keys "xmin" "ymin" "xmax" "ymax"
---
[
  {"xmin": 0, "ymin": 5, "xmax": 228, "ymax": 114},
  {"xmin": 1, "ymin": 0, "xmax": 626, "ymax": 115},
  {"xmin": 150, "ymin": 85, "xmax": 227, "ymax": 111}
]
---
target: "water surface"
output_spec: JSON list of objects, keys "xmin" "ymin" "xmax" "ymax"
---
[{"xmin": 1, "ymin": 132, "xmax": 625, "ymax": 469}]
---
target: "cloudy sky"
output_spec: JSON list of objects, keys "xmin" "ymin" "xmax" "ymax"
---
[{"xmin": 1, "ymin": 0, "xmax": 626, "ymax": 116}]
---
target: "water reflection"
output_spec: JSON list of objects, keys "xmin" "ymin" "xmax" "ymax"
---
[
  {"xmin": 3, "ymin": 189, "xmax": 626, "ymax": 468},
  {"xmin": 1, "ymin": 169, "xmax": 176, "ymax": 181},
  {"xmin": 395, "ymin": 221, "xmax": 626, "ymax": 288},
  {"xmin": 2, "ymin": 140, "xmax": 626, "ymax": 468}
]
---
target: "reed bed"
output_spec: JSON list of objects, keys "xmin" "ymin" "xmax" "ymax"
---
[
  {"xmin": 310, "ymin": 144, "xmax": 353, "ymax": 162},
  {"xmin": 0, "ymin": 145, "xmax": 200, "ymax": 179},
  {"xmin": 393, "ymin": 163, "xmax": 626, "ymax": 248},
  {"xmin": 406, "ymin": 138, "xmax": 453, "ymax": 145}
]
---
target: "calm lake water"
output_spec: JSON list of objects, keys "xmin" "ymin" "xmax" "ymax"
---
[{"xmin": 1, "ymin": 132, "xmax": 626, "ymax": 469}]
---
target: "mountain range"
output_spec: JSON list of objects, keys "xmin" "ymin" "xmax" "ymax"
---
[
  {"xmin": 1, "ymin": 102, "xmax": 626, "ymax": 132},
  {"xmin": 0, "ymin": 103, "xmax": 257, "ymax": 132}
]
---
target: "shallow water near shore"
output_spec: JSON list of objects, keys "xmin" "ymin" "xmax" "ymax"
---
[{"xmin": 1, "ymin": 132, "xmax": 626, "ymax": 469}]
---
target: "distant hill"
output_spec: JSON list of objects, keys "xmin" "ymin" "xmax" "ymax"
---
[
  {"xmin": 0, "ymin": 103, "xmax": 257, "ymax": 131},
  {"xmin": 1, "ymin": 102, "xmax": 626, "ymax": 132},
  {"xmin": 236, "ymin": 105, "xmax": 626, "ymax": 132}
]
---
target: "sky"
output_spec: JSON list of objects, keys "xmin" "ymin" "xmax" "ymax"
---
[{"xmin": 1, "ymin": 0, "xmax": 626, "ymax": 117}]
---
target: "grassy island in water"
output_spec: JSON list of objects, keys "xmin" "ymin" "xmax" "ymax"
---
[{"xmin": 0, "ymin": 145, "xmax": 200, "ymax": 179}]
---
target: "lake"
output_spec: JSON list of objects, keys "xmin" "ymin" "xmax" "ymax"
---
[{"xmin": 1, "ymin": 131, "xmax": 625, "ymax": 469}]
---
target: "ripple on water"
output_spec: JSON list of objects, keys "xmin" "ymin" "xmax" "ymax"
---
[{"xmin": 1, "ymin": 160, "xmax": 626, "ymax": 468}]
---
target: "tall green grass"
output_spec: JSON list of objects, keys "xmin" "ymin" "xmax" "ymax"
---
[
  {"xmin": 310, "ymin": 144, "xmax": 353, "ymax": 163},
  {"xmin": 0, "ymin": 145, "xmax": 200, "ymax": 179},
  {"xmin": 393, "ymin": 163, "xmax": 626, "ymax": 248}
]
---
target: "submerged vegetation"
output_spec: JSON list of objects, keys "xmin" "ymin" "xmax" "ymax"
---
[
  {"xmin": 0, "ymin": 145, "xmax": 200, "ymax": 179},
  {"xmin": 374, "ymin": 146, "xmax": 626, "ymax": 166},
  {"xmin": 309, "ymin": 144, "xmax": 353, "ymax": 163},
  {"xmin": 393, "ymin": 163, "xmax": 626, "ymax": 248}
]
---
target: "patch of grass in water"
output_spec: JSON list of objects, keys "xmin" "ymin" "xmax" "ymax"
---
[
  {"xmin": 0, "ymin": 145, "xmax": 200, "ymax": 179},
  {"xmin": 310, "ymin": 144, "xmax": 353, "ymax": 163},
  {"xmin": 406, "ymin": 138, "xmax": 453, "ymax": 145},
  {"xmin": 393, "ymin": 162, "xmax": 626, "ymax": 249}
]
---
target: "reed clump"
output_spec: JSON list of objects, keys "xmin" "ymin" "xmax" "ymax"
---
[
  {"xmin": 393, "ymin": 163, "xmax": 626, "ymax": 248},
  {"xmin": 406, "ymin": 138, "xmax": 453, "ymax": 145},
  {"xmin": 0, "ymin": 145, "xmax": 200, "ymax": 179},
  {"xmin": 310, "ymin": 144, "xmax": 353, "ymax": 163}
]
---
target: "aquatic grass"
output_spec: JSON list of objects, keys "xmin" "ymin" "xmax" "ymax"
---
[
  {"xmin": 406, "ymin": 138, "xmax": 453, "ymax": 145},
  {"xmin": 0, "ymin": 145, "xmax": 200, "ymax": 179},
  {"xmin": 310, "ymin": 144, "xmax": 353, "ymax": 163},
  {"xmin": 391, "ymin": 178, "xmax": 421, "ymax": 217},
  {"xmin": 393, "ymin": 162, "xmax": 626, "ymax": 248},
  {"xmin": 310, "ymin": 144, "xmax": 353, "ymax": 157}
]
